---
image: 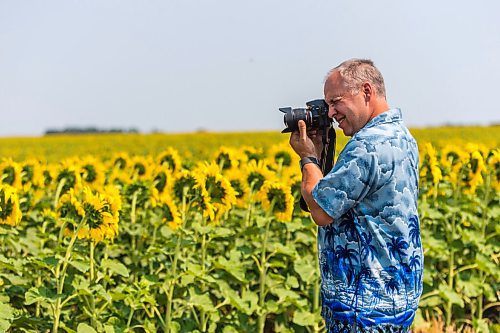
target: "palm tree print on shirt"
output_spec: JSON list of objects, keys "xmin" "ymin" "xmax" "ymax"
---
[{"xmin": 408, "ymin": 215, "xmax": 421, "ymax": 248}]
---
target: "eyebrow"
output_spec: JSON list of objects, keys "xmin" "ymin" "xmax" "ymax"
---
[{"xmin": 328, "ymin": 96, "xmax": 343, "ymax": 104}]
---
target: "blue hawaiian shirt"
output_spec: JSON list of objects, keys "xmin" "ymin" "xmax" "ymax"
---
[{"xmin": 312, "ymin": 109, "xmax": 423, "ymax": 332}]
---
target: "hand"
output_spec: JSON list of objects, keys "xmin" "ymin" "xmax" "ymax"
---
[
  {"xmin": 307, "ymin": 127, "xmax": 325, "ymax": 158},
  {"xmin": 289, "ymin": 120, "xmax": 320, "ymax": 158}
]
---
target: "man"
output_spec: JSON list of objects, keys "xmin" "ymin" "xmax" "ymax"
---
[{"xmin": 289, "ymin": 59, "xmax": 423, "ymax": 333}]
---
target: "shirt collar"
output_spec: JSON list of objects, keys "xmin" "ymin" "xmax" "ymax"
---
[{"xmin": 363, "ymin": 108, "xmax": 402, "ymax": 129}]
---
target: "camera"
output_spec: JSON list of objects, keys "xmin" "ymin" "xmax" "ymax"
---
[
  {"xmin": 279, "ymin": 99, "xmax": 332, "ymax": 133},
  {"xmin": 279, "ymin": 99, "xmax": 336, "ymax": 212}
]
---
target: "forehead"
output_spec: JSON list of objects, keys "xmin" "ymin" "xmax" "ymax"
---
[{"xmin": 324, "ymin": 71, "xmax": 346, "ymax": 98}]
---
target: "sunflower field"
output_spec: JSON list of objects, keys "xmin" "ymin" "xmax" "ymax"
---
[{"xmin": 0, "ymin": 127, "xmax": 499, "ymax": 333}]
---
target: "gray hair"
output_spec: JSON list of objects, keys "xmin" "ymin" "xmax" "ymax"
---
[{"xmin": 328, "ymin": 59, "xmax": 386, "ymax": 98}]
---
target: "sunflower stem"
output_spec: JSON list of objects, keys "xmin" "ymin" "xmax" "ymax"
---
[
  {"xmin": 53, "ymin": 177, "xmax": 66, "ymax": 208},
  {"xmin": 199, "ymin": 216, "xmax": 208, "ymax": 332},
  {"xmin": 131, "ymin": 190, "xmax": 138, "ymax": 225},
  {"xmin": 130, "ymin": 190, "xmax": 138, "ymax": 259},
  {"xmin": 257, "ymin": 208, "xmax": 273, "ymax": 333},
  {"xmin": 89, "ymin": 240, "xmax": 97, "ymax": 329},
  {"xmin": 445, "ymin": 164, "xmax": 464, "ymax": 329},
  {"xmin": 164, "ymin": 188, "xmax": 187, "ymax": 333},
  {"xmin": 53, "ymin": 216, "xmax": 86, "ymax": 333},
  {"xmin": 477, "ymin": 171, "xmax": 491, "ymax": 321}
]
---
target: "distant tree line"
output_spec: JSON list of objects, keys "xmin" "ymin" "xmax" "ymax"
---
[{"xmin": 44, "ymin": 127, "xmax": 139, "ymax": 135}]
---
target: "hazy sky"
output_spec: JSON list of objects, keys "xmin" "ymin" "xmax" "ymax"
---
[{"xmin": 1, "ymin": 0, "xmax": 499, "ymax": 136}]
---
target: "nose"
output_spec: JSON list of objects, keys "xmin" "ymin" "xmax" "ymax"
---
[{"xmin": 328, "ymin": 105, "xmax": 337, "ymax": 118}]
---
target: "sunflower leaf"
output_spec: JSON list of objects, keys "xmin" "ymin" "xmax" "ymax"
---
[{"xmin": 101, "ymin": 259, "xmax": 129, "ymax": 278}]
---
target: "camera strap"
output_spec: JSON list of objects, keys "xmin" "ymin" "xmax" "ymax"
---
[{"xmin": 299, "ymin": 126, "xmax": 336, "ymax": 212}]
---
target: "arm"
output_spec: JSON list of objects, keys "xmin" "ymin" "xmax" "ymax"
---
[
  {"xmin": 289, "ymin": 120, "xmax": 334, "ymax": 226},
  {"xmin": 301, "ymin": 163, "xmax": 334, "ymax": 226}
]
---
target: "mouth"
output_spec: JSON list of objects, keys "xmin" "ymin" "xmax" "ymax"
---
[{"xmin": 336, "ymin": 117, "xmax": 345, "ymax": 126}]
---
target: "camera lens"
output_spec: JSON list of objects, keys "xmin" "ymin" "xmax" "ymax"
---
[{"xmin": 284, "ymin": 108, "xmax": 309, "ymax": 132}]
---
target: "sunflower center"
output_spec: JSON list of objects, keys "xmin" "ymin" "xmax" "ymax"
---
[
  {"xmin": 134, "ymin": 163, "xmax": 146, "ymax": 176},
  {"xmin": 446, "ymin": 152, "xmax": 460, "ymax": 166},
  {"xmin": 173, "ymin": 175, "xmax": 197, "ymax": 200},
  {"xmin": 160, "ymin": 156, "xmax": 176, "ymax": 171},
  {"xmin": 154, "ymin": 172, "xmax": 167, "ymax": 193},
  {"xmin": 470, "ymin": 158, "xmax": 479, "ymax": 174},
  {"xmin": 206, "ymin": 176, "xmax": 226, "ymax": 203},
  {"xmin": 216, "ymin": 153, "xmax": 231, "ymax": 170},
  {"xmin": 248, "ymin": 172, "xmax": 265, "ymax": 191},
  {"xmin": 114, "ymin": 157, "xmax": 127, "ymax": 170},
  {"xmin": 82, "ymin": 165, "xmax": 97, "ymax": 182},
  {"xmin": 125, "ymin": 183, "xmax": 150, "ymax": 207},
  {"xmin": 275, "ymin": 152, "xmax": 292, "ymax": 167},
  {"xmin": 230, "ymin": 180, "xmax": 244, "ymax": 199},
  {"xmin": 0, "ymin": 191, "xmax": 14, "ymax": 219},
  {"xmin": 58, "ymin": 202, "xmax": 81, "ymax": 219},
  {"xmin": 22, "ymin": 165, "xmax": 34, "ymax": 184},
  {"xmin": 44, "ymin": 170, "xmax": 53, "ymax": 186},
  {"xmin": 57, "ymin": 170, "xmax": 77, "ymax": 194},
  {"xmin": 267, "ymin": 188, "xmax": 286, "ymax": 212},
  {"xmin": 2, "ymin": 167, "xmax": 16, "ymax": 186},
  {"xmin": 83, "ymin": 202, "xmax": 105, "ymax": 229}
]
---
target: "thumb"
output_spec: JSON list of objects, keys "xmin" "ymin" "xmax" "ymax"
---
[{"xmin": 298, "ymin": 120, "xmax": 307, "ymax": 141}]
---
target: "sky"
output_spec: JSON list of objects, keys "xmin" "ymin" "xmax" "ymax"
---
[{"xmin": 1, "ymin": 0, "xmax": 499, "ymax": 136}]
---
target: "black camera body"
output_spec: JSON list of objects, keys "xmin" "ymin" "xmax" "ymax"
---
[
  {"xmin": 279, "ymin": 99, "xmax": 336, "ymax": 212},
  {"xmin": 279, "ymin": 99, "xmax": 332, "ymax": 133}
]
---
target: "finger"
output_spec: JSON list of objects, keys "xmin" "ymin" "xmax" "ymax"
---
[{"xmin": 298, "ymin": 120, "xmax": 307, "ymax": 142}]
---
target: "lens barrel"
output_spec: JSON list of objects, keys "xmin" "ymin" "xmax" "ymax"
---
[{"xmin": 283, "ymin": 108, "xmax": 310, "ymax": 132}]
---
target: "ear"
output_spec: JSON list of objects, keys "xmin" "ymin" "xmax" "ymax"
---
[
  {"xmin": 362, "ymin": 82, "xmax": 372, "ymax": 101},
  {"xmin": 362, "ymin": 82, "xmax": 372, "ymax": 96}
]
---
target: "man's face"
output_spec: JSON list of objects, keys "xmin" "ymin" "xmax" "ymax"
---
[{"xmin": 324, "ymin": 71, "xmax": 371, "ymax": 137}]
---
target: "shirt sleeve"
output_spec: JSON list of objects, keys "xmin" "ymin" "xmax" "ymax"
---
[{"xmin": 312, "ymin": 139, "xmax": 378, "ymax": 221}]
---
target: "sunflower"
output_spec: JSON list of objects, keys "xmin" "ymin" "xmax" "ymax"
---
[
  {"xmin": 440, "ymin": 144, "xmax": 467, "ymax": 187},
  {"xmin": 266, "ymin": 142, "xmax": 298, "ymax": 171},
  {"xmin": 124, "ymin": 181, "xmax": 151, "ymax": 209},
  {"xmin": 108, "ymin": 168, "xmax": 130, "ymax": 188},
  {"xmin": 224, "ymin": 168, "xmax": 249, "ymax": 208},
  {"xmin": 256, "ymin": 180, "xmax": 294, "ymax": 222},
  {"xmin": 195, "ymin": 163, "xmax": 236, "ymax": 221},
  {"xmin": 130, "ymin": 155, "xmax": 154, "ymax": 181},
  {"xmin": 41, "ymin": 208, "xmax": 57, "ymax": 223},
  {"xmin": 464, "ymin": 150, "xmax": 486, "ymax": 195},
  {"xmin": 281, "ymin": 166, "xmax": 302, "ymax": 198},
  {"xmin": 425, "ymin": 143, "xmax": 442, "ymax": 185},
  {"xmin": 79, "ymin": 156, "xmax": 106, "ymax": 189},
  {"xmin": 152, "ymin": 164, "xmax": 172, "ymax": 194},
  {"xmin": 157, "ymin": 148, "xmax": 182, "ymax": 172},
  {"xmin": 21, "ymin": 159, "xmax": 44, "ymax": 188},
  {"xmin": 486, "ymin": 148, "xmax": 500, "ymax": 192},
  {"xmin": 55, "ymin": 160, "xmax": 82, "ymax": 196},
  {"xmin": 154, "ymin": 192, "xmax": 182, "ymax": 229},
  {"xmin": 419, "ymin": 143, "xmax": 443, "ymax": 197},
  {"xmin": 0, "ymin": 158, "xmax": 22, "ymax": 189},
  {"xmin": 57, "ymin": 188, "xmax": 85, "ymax": 222},
  {"xmin": 110, "ymin": 152, "xmax": 131, "ymax": 171},
  {"xmin": 172, "ymin": 169, "xmax": 200, "ymax": 202},
  {"xmin": 0, "ymin": 184, "xmax": 22, "ymax": 227},
  {"xmin": 77, "ymin": 187, "xmax": 121, "ymax": 243},
  {"xmin": 151, "ymin": 188, "xmax": 182, "ymax": 230},
  {"xmin": 42, "ymin": 164, "xmax": 57, "ymax": 187},
  {"xmin": 280, "ymin": 167, "xmax": 307, "ymax": 216},
  {"xmin": 213, "ymin": 147, "xmax": 239, "ymax": 171},
  {"xmin": 243, "ymin": 160, "xmax": 276, "ymax": 193},
  {"xmin": 239, "ymin": 145, "xmax": 263, "ymax": 163},
  {"xmin": 18, "ymin": 184, "xmax": 35, "ymax": 213}
]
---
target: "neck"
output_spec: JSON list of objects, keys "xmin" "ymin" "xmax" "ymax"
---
[{"xmin": 369, "ymin": 98, "xmax": 390, "ymax": 121}]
